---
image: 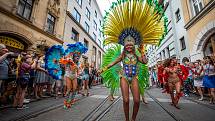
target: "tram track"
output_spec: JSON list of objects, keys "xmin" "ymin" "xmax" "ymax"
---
[
  {"xmin": 82, "ymin": 96, "xmax": 121, "ymax": 121},
  {"xmin": 146, "ymin": 91, "xmax": 183, "ymax": 121},
  {"xmin": 9, "ymin": 86, "xmax": 105, "ymax": 121}
]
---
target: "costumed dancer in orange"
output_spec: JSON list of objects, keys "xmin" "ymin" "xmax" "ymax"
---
[{"xmin": 61, "ymin": 43, "xmax": 88, "ymax": 109}]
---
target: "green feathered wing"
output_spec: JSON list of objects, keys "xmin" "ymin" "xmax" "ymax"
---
[
  {"xmin": 136, "ymin": 49, "xmax": 149, "ymax": 95},
  {"xmin": 101, "ymin": 44, "xmax": 122, "ymax": 92}
]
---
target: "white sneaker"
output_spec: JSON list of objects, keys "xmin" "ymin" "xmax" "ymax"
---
[
  {"xmin": 198, "ymin": 97, "xmax": 204, "ymax": 101},
  {"xmin": 24, "ymin": 99, "xmax": 30, "ymax": 103}
]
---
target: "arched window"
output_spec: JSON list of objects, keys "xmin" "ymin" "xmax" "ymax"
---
[{"xmin": 203, "ymin": 36, "xmax": 214, "ymax": 57}]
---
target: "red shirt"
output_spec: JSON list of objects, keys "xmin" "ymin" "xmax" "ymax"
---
[
  {"xmin": 158, "ymin": 66, "xmax": 164, "ymax": 83},
  {"xmin": 177, "ymin": 65, "xmax": 189, "ymax": 82}
]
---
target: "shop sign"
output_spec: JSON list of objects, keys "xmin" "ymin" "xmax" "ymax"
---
[{"xmin": 0, "ymin": 36, "xmax": 24, "ymax": 50}]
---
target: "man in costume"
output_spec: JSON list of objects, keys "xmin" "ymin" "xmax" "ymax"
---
[
  {"xmin": 45, "ymin": 42, "xmax": 88, "ymax": 109},
  {"xmin": 99, "ymin": 0, "xmax": 167, "ymax": 120}
]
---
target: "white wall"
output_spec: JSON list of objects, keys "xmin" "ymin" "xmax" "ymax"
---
[
  {"xmin": 169, "ymin": 0, "xmax": 190, "ymax": 62},
  {"xmin": 67, "ymin": 0, "xmax": 104, "ymax": 47},
  {"xmin": 156, "ymin": 1, "xmax": 176, "ymax": 62}
]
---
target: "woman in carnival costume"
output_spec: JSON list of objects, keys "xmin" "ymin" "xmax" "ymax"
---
[
  {"xmin": 99, "ymin": 0, "xmax": 168, "ymax": 120},
  {"xmin": 163, "ymin": 58, "xmax": 188, "ymax": 109},
  {"xmin": 45, "ymin": 42, "xmax": 87, "ymax": 109}
]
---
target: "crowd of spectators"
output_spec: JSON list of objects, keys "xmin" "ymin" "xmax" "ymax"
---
[
  {"xmin": 0, "ymin": 44, "xmax": 102, "ymax": 109},
  {"xmin": 149, "ymin": 56, "xmax": 215, "ymax": 104}
]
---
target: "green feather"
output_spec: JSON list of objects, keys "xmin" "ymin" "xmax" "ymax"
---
[
  {"xmin": 136, "ymin": 48, "xmax": 150, "ymax": 94},
  {"xmin": 101, "ymin": 44, "xmax": 122, "ymax": 93}
]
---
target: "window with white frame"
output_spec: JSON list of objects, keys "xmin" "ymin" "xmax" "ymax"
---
[
  {"xmin": 93, "ymin": 32, "xmax": 96, "ymax": 41},
  {"xmin": 85, "ymin": 22, "xmax": 90, "ymax": 33},
  {"xmin": 86, "ymin": 7, "xmax": 90, "ymax": 20},
  {"xmin": 93, "ymin": 20, "xmax": 97, "ymax": 31},
  {"xmin": 191, "ymin": 0, "xmax": 203, "ymax": 16},
  {"xmin": 76, "ymin": 0, "xmax": 82, "ymax": 7},
  {"xmin": 72, "ymin": 8, "xmax": 81, "ymax": 23},
  {"xmin": 98, "ymin": 39, "xmax": 101, "ymax": 46},
  {"xmin": 17, "ymin": 0, "xmax": 34, "ymax": 20},
  {"xmin": 175, "ymin": 9, "xmax": 181, "ymax": 22},
  {"xmin": 99, "ymin": 30, "xmax": 102, "ymax": 37}
]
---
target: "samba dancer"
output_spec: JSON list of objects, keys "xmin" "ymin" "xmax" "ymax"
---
[
  {"xmin": 99, "ymin": 1, "xmax": 167, "ymax": 120},
  {"xmin": 45, "ymin": 42, "xmax": 87, "ymax": 109}
]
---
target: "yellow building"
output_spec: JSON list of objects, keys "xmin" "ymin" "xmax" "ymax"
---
[
  {"xmin": 181, "ymin": 0, "xmax": 215, "ymax": 61},
  {"xmin": 0, "ymin": 0, "xmax": 67, "ymax": 53}
]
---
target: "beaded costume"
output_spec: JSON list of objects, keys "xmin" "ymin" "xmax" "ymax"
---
[
  {"xmin": 45, "ymin": 42, "xmax": 88, "ymax": 109},
  {"xmin": 101, "ymin": 0, "xmax": 168, "ymax": 95}
]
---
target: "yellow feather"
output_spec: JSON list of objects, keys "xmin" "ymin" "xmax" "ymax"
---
[{"xmin": 103, "ymin": 0, "xmax": 166, "ymax": 46}]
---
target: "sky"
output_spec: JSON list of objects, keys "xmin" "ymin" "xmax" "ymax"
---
[{"xmin": 96, "ymin": 0, "xmax": 115, "ymax": 16}]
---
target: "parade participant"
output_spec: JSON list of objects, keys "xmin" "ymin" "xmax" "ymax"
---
[
  {"xmin": 82, "ymin": 62, "xmax": 90, "ymax": 96},
  {"xmin": 173, "ymin": 58, "xmax": 189, "ymax": 98},
  {"xmin": 62, "ymin": 43, "xmax": 87, "ymax": 109},
  {"xmin": 109, "ymin": 89, "xmax": 115, "ymax": 101},
  {"xmin": 45, "ymin": 42, "xmax": 88, "ymax": 109},
  {"xmin": 163, "ymin": 58, "xmax": 186, "ymax": 109},
  {"xmin": 157, "ymin": 61, "xmax": 164, "ymax": 89},
  {"xmin": 100, "ymin": 0, "xmax": 167, "ymax": 120},
  {"xmin": 141, "ymin": 92, "xmax": 148, "ymax": 104}
]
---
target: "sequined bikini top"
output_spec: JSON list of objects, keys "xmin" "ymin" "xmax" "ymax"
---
[{"xmin": 122, "ymin": 54, "xmax": 138, "ymax": 65}]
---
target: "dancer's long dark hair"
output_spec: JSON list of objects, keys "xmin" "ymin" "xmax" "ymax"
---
[{"xmin": 163, "ymin": 58, "xmax": 173, "ymax": 68}]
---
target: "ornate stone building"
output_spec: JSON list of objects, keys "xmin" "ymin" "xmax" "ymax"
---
[
  {"xmin": 181, "ymin": 0, "xmax": 215, "ymax": 61},
  {"xmin": 0, "ymin": 0, "xmax": 67, "ymax": 53}
]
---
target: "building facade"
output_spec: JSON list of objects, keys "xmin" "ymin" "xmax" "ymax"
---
[
  {"xmin": 147, "ymin": 0, "xmax": 190, "ymax": 67},
  {"xmin": 0, "ymin": 0, "xmax": 67, "ymax": 53},
  {"xmin": 181, "ymin": 0, "xmax": 215, "ymax": 61},
  {"xmin": 147, "ymin": 45, "xmax": 157, "ymax": 68},
  {"xmin": 170, "ymin": 0, "xmax": 190, "ymax": 62},
  {"xmin": 156, "ymin": 0, "xmax": 178, "ymax": 62},
  {"xmin": 64, "ymin": 0, "xmax": 104, "ymax": 68}
]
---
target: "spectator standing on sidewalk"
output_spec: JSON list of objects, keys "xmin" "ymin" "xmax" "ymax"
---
[
  {"xmin": 0, "ymin": 44, "xmax": 14, "ymax": 97},
  {"xmin": 193, "ymin": 60, "xmax": 204, "ymax": 101},
  {"xmin": 82, "ymin": 62, "xmax": 90, "ymax": 96},
  {"xmin": 89, "ymin": 65, "xmax": 96, "ymax": 88},
  {"xmin": 183, "ymin": 59, "xmax": 194, "ymax": 97},
  {"xmin": 34, "ymin": 55, "xmax": 48, "ymax": 99},
  {"xmin": 13, "ymin": 54, "xmax": 36, "ymax": 109}
]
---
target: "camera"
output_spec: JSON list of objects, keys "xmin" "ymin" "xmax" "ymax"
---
[{"xmin": 7, "ymin": 53, "xmax": 19, "ymax": 58}]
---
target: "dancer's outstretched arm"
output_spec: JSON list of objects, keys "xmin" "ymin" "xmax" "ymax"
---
[
  {"xmin": 137, "ymin": 54, "xmax": 148, "ymax": 64},
  {"xmin": 100, "ymin": 53, "xmax": 123, "ymax": 73}
]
